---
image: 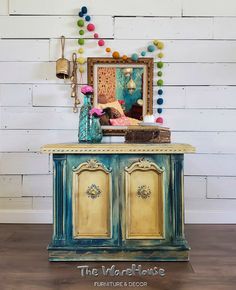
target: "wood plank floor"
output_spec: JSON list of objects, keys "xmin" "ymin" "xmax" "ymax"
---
[{"xmin": 0, "ymin": 224, "xmax": 235, "ymax": 290}]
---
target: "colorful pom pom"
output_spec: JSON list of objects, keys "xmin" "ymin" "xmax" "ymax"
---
[
  {"xmin": 78, "ymin": 48, "xmax": 84, "ymax": 54},
  {"xmin": 122, "ymin": 55, "xmax": 128, "ymax": 61},
  {"xmin": 157, "ymin": 79, "xmax": 164, "ymax": 86},
  {"xmin": 79, "ymin": 66, "xmax": 85, "ymax": 73},
  {"xmin": 78, "ymin": 38, "xmax": 85, "ymax": 45},
  {"xmin": 157, "ymin": 108, "xmax": 163, "ymax": 114},
  {"xmin": 131, "ymin": 53, "xmax": 139, "ymax": 61},
  {"xmin": 98, "ymin": 39, "xmax": 105, "ymax": 46},
  {"xmin": 79, "ymin": 29, "xmax": 84, "ymax": 35},
  {"xmin": 147, "ymin": 45, "xmax": 155, "ymax": 52},
  {"xmin": 106, "ymin": 47, "xmax": 111, "ymax": 53},
  {"xmin": 81, "ymin": 6, "xmax": 88, "ymax": 14},
  {"xmin": 87, "ymin": 23, "xmax": 95, "ymax": 32},
  {"xmin": 141, "ymin": 51, "xmax": 146, "ymax": 57},
  {"xmin": 157, "ymin": 42, "xmax": 164, "ymax": 49},
  {"xmin": 157, "ymin": 98, "xmax": 164, "ymax": 105},
  {"xmin": 153, "ymin": 39, "xmax": 159, "ymax": 46},
  {"xmin": 94, "ymin": 33, "xmax": 99, "ymax": 38},
  {"xmin": 156, "ymin": 117, "xmax": 163, "ymax": 124},
  {"xmin": 77, "ymin": 57, "xmax": 86, "ymax": 64},
  {"xmin": 77, "ymin": 19, "xmax": 84, "ymax": 27},
  {"xmin": 85, "ymin": 15, "xmax": 91, "ymax": 22},
  {"xmin": 157, "ymin": 62, "xmax": 164, "ymax": 69},
  {"xmin": 157, "ymin": 71, "xmax": 163, "ymax": 77},
  {"xmin": 79, "ymin": 11, "xmax": 84, "ymax": 17},
  {"xmin": 112, "ymin": 51, "xmax": 120, "ymax": 59},
  {"xmin": 158, "ymin": 89, "xmax": 163, "ymax": 95},
  {"xmin": 158, "ymin": 52, "xmax": 164, "ymax": 58}
]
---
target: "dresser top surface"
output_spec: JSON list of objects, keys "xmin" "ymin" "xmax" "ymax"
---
[{"xmin": 41, "ymin": 143, "xmax": 195, "ymax": 154}]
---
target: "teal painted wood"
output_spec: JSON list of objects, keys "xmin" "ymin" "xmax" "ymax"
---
[{"xmin": 48, "ymin": 153, "xmax": 190, "ymax": 261}]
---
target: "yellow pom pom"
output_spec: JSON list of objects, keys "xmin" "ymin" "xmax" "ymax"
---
[
  {"xmin": 106, "ymin": 47, "xmax": 111, "ymax": 53},
  {"xmin": 122, "ymin": 55, "xmax": 128, "ymax": 61},
  {"xmin": 158, "ymin": 52, "xmax": 164, "ymax": 58},
  {"xmin": 79, "ymin": 66, "xmax": 85, "ymax": 73},
  {"xmin": 112, "ymin": 51, "xmax": 120, "ymax": 59},
  {"xmin": 157, "ymin": 42, "xmax": 164, "ymax": 49},
  {"xmin": 153, "ymin": 39, "xmax": 159, "ymax": 46},
  {"xmin": 78, "ymin": 48, "xmax": 84, "ymax": 54},
  {"xmin": 77, "ymin": 57, "xmax": 86, "ymax": 64}
]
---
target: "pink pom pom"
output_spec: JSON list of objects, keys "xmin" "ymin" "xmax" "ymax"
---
[
  {"xmin": 94, "ymin": 33, "xmax": 99, "ymax": 38},
  {"xmin": 156, "ymin": 117, "xmax": 163, "ymax": 124},
  {"xmin": 87, "ymin": 23, "xmax": 95, "ymax": 32},
  {"xmin": 98, "ymin": 39, "xmax": 105, "ymax": 47}
]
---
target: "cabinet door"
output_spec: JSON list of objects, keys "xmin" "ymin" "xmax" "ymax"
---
[
  {"xmin": 120, "ymin": 155, "xmax": 171, "ymax": 247},
  {"xmin": 67, "ymin": 155, "xmax": 119, "ymax": 247}
]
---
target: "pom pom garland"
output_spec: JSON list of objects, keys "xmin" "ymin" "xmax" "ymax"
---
[
  {"xmin": 131, "ymin": 53, "xmax": 139, "ymax": 61},
  {"xmin": 77, "ymin": 57, "xmax": 86, "ymax": 64},
  {"xmin": 157, "ymin": 98, "xmax": 164, "ymax": 105},
  {"xmin": 157, "ymin": 79, "xmax": 164, "ymax": 86},
  {"xmin": 158, "ymin": 89, "xmax": 163, "ymax": 95},
  {"xmin": 122, "ymin": 55, "xmax": 128, "ymax": 60},
  {"xmin": 106, "ymin": 47, "xmax": 111, "ymax": 53},
  {"xmin": 79, "ymin": 29, "xmax": 84, "ymax": 35},
  {"xmin": 157, "ymin": 71, "xmax": 163, "ymax": 77},
  {"xmin": 156, "ymin": 117, "xmax": 163, "ymax": 124},
  {"xmin": 85, "ymin": 15, "xmax": 91, "ymax": 21},
  {"xmin": 147, "ymin": 45, "xmax": 155, "ymax": 52},
  {"xmin": 87, "ymin": 23, "xmax": 95, "ymax": 32},
  {"xmin": 141, "ymin": 51, "xmax": 146, "ymax": 56},
  {"xmin": 79, "ymin": 11, "xmax": 84, "ymax": 17},
  {"xmin": 78, "ymin": 38, "xmax": 85, "ymax": 45},
  {"xmin": 112, "ymin": 51, "xmax": 120, "ymax": 59},
  {"xmin": 157, "ymin": 62, "xmax": 164, "ymax": 69},
  {"xmin": 94, "ymin": 33, "xmax": 99, "ymax": 38},
  {"xmin": 157, "ymin": 108, "xmax": 163, "ymax": 114},
  {"xmin": 81, "ymin": 6, "xmax": 88, "ymax": 14},
  {"xmin": 98, "ymin": 39, "xmax": 105, "ymax": 46},
  {"xmin": 77, "ymin": 19, "xmax": 84, "ymax": 27},
  {"xmin": 78, "ymin": 48, "xmax": 84, "ymax": 54}
]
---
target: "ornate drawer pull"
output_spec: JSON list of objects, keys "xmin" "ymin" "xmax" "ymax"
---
[
  {"xmin": 137, "ymin": 185, "xmax": 151, "ymax": 199},
  {"xmin": 86, "ymin": 184, "xmax": 101, "ymax": 199}
]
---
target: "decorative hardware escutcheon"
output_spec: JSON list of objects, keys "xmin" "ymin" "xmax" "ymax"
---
[
  {"xmin": 137, "ymin": 185, "xmax": 151, "ymax": 199},
  {"xmin": 86, "ymin": 184, "xmax": 102, "ymax": 199}
]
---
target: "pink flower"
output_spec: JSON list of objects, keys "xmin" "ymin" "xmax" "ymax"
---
[
  {"xmin": 118, "ymin": 100, "xmax": 125, "ymax": 105},
  {"xmin": 81, "ymin": 85, "xmax": 93, "ymax": 95},
  {"xmin": 89, "ymin": 108, "xmax": 104, "ymax": 117}
]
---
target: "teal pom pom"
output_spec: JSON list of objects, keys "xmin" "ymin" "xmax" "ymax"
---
[
  {"xmin": 147, "ymin": 45, "xmax": 155, "ymax": 52},
  {"xmin": 158, "ymin": 89, "xmax": 163, "ymax": 95},
  {"xmin": 131, "ymin": 53, "xmax": 139, "ymax": 61},
  {"xmin": 157, "ymin": 98, "xmax": 164, "ymax": 105},
  {"xmin": 85, "ymin": 15, "xmax": 91, "ymax": 21},
  {"xmin": 141, "ymin": 51, "xmax": 146, "ymax": 57}
]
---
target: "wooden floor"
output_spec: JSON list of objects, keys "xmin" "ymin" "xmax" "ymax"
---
[{"xmin": 0, "ymin": 224, "xmax": 235, "ymax": 290}]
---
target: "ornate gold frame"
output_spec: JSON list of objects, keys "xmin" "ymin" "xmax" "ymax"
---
[{"xmin": 87, "ymin": 57, "xmax": 154, "ymax": 136}]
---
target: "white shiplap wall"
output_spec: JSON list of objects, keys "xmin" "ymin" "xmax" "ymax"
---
[{"xmin": 0, "ymin": 0, "xmax": 236, "ymax": 224}]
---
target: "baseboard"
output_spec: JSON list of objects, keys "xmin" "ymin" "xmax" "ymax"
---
[
  {"xmin": 0, "ymin": 209, "xmax": 235, "ymax": 224},
  {"xmin": 0, "ymin": 210, "xmax": 52, "ymax": 224},
  {"xmin": 185, "ymin": 210, "xmax": 236, "ymax": 224}
]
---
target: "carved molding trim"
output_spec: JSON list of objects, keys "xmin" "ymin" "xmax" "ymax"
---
[
  {"xmin": 41, "ymin": 143, "xmax": 196, "ymax": 155},
  {"xmin": 72, "ymin": 159, "xmax": 112, "ymax": 173},
  {"xmin": 125, "ymin": 158, "xmax": 164, "ymax": 173}
]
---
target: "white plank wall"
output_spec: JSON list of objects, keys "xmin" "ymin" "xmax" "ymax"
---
[{"xmin": 0, "ymin": 0, "xmax": 236, "ymax": 224}]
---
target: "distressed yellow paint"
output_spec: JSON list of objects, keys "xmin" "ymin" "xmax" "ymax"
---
[
  {"xmin": 72, "ymin": 161, "xmax": 111, "ymax": 238},
  {"xmin": 125, "ymin": 160, "xmax": 165, "ymax": 239}
]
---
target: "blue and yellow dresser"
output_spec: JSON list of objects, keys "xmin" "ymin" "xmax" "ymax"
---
[{"xmin": 42, "ymin": 143, "xmax": 195, "ymax": 261}]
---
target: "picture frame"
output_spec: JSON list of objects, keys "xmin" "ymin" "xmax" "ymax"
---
[{"xmin": 87, "ymin": 57, "xmax": 154, "ymax": 136}]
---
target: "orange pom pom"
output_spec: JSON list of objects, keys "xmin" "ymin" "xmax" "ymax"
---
[
  {"xmin": 112, "ymin": 51, "xmax": 120, "ymax": 59},
  {"xmin": 106, "ymin": 47, "xmax": 111, "ymax": 53},
  {"xmin": 122, "ymin": 55, "xmax": 128, "ymax": 61}
]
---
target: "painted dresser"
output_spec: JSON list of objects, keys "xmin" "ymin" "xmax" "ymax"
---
[{"xmin": 42, "ymin": 143, "xmax": 195, "ymax": 261}]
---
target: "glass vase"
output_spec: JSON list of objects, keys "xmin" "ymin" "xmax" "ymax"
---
[
  {"xmin": 78, "ymin": 94, "xmax": 92, "ymax": 143},
  {"xmin": 90, "ymin": 116, "xmax": 103, "ymax": 143}
]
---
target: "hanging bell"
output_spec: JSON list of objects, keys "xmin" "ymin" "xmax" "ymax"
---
[{"xmin": 56, "ymin": 36, "xmax": 70, "ymax": 79}]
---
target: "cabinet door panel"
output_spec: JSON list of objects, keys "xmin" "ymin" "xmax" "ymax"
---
[
  {"xmin": 66, "ymin": 155, "xmax": 120, "ymax": 247},
  {"xmin": 73, "ymin": 164, "xmax": 111, "ymax": 238},
  {"xmin": 121, "ymin": 155, "xmax": 171, "ymax": 248}
]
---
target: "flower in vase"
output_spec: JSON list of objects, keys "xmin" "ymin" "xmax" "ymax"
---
[
  {"xmin": 81, "ymin": 85, "xmax": 93, "ymax": 95},
  {"xmin": 89, "ymin": 108, "xmax": 104, "ymax": 118},
  {"xmin": 118, "ymin": 100, "xmax": 125, "ymax": 105}
]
